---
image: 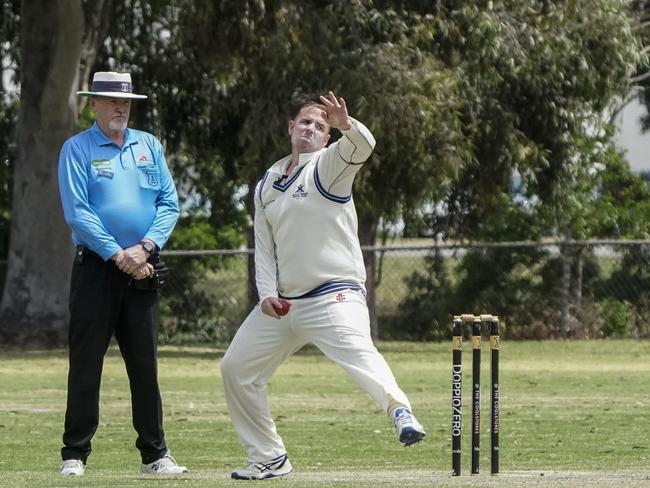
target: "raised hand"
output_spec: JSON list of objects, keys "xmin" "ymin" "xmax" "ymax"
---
[{"xmin": 318, "ymin": 91, "xmax": 352, "ymax": 131}]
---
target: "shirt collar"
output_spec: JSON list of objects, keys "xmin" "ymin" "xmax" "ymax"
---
[{"xmin": 90, "ymin": 122, "xmax": 138, "ymax": 148}]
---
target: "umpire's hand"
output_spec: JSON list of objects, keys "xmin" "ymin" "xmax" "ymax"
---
[
  {"xmin": 132, "ymin": 263, "xmax": 154, "ymax": 280},
  {"xmin": 115, "ymin": 244, "xmax": 149, "ymax": 274}
]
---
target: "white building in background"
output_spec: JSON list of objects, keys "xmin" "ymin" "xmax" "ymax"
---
[{"xmin": 614, "ymin": 99, "xmax": 650, "ymax": 173}]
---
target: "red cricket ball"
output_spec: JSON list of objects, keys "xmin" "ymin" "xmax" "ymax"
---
[{"xmin": 273, "ymin": 299, "xmax": 291, "ymax": 316}]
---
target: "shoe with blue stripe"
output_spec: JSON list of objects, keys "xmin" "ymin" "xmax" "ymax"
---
[
  {"xmin": 392, "ymin": 407, "xmax": 426, "ymax": 446},
  {"xmin": 231, "ymin": 453, "xmax": 293, "ymax": 480}
]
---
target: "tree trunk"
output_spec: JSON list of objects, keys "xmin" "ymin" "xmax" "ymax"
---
[
  {"xmin": 0, "ymin": 0, "xmax": 83, "ymax": 347},
  {"xmin": 358, "ymin": 212, "xmax": 378, "ymax": 340},
  {"xmin": 78, "ymin": 0, "xmax": 112, "ymax": 114}
]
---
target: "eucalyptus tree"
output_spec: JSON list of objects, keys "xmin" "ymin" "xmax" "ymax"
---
[
  {"xmin": 0, "ymin": 0, "xmax": 112, "ymax": 346},
  {"xmin": 631, "ymin": 0, "xmax": 650, "ymax": 127},
  {"xmin": 397, "ymin": 0, "xmax": 647, "ymax": 339},
  {"xmin": 421, "ymin": 0, "xmax": 643, "ymax": 237}
]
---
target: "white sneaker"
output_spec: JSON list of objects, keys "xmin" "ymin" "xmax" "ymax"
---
[
  {"xmin": 140, "ymin": 450, "xmax": 188, "ymax": 474},
  {"xmin": 392, "ymin": 407, "xmax": 426, "ymax": 446},
  {"xmin": 231, "ymin": 453, "xmax": 293, "ymax": 480},
  {"xmin": 60, "ymin": 459, "xmax": 85, "ymax": 476}
]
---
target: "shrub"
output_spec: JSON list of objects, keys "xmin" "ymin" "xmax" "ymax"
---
[{"xmin": 598, "ymin": 298, "xmax": 632, "ymax": 338}]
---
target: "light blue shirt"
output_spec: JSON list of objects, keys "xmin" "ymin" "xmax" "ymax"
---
[{"xmin": 58, "ymin": 122, "xmax": 179, "ymax": 260}]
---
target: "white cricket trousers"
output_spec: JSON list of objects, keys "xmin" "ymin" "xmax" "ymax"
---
[{"xmin": 220, "ymin": 289, "xmax": 412, "ymax": 462}]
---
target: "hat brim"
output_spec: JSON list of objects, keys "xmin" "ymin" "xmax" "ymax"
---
[{"xmin": 77, "ymin": 91, "xmax": 147, "ymax": 99}]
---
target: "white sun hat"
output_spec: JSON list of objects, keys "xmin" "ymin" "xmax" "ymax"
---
[{"xmin": 77, "ymin": 71, "xmax": 147, "ymax": 99}]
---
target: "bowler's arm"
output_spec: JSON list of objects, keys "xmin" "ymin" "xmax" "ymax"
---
[
  {"xmin": 315, "ymin": 118, "xmax": 376, "ymax": 198},
  {"xmin": 253, "ymin": 177, "xmax": 279, "ymax": 303}
]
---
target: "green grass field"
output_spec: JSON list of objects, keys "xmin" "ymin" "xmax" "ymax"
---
[{"xmin": 1, "ymin": 340, "xmax": 650, "ymax": 487}]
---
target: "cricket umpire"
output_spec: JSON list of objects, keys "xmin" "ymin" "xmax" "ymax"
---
[
  {"xmin": 220, "ymin": 91, "xmax": 426, "ymax": 480},
  {"xmin": 57, "ymin": 72, "xmax": 186, "ymax": 476}
]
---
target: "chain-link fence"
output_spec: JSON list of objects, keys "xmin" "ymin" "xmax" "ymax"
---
[
  {"xmin": 157, "ymin": 240, "xmax": 650, "ymax": 342},
  {"xmin": 1, "ymin": 240, "xmax": 648, "ymax": 342}
]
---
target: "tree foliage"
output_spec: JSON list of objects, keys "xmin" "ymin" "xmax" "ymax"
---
[
  {"xmin": 89, "ymin": 0, "xmax": 645, "ymax": 243},
  {"xmin": 2, "ymin": 0, "xmax": 650, "ymax": 344},
  {"xmin": 423, "ymin": 0, "xmax": 644, "ymax": 238},
  {"xmin": 631, "ymin": 0, "xmax": 650, "ymax": 128},
  {"xmin": 89, "ymin": 1, "xmax": 471, "ymax": 328},
  {"xmin": 391, "ymin": 1, "xmax": 649, "ymax": 339},
  {"xmin": 93, "ymin": 1, "xmax": 466, "ymax": 226}
]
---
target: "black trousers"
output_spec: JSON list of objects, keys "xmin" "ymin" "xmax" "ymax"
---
[{"xmin": 61, "ymin": 252, "xmax": 167, "ymax": 464}]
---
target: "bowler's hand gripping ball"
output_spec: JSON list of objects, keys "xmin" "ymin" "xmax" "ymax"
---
[{"xmin": 273, "ymin": 299, "xmax": 291, "ymax": 316}]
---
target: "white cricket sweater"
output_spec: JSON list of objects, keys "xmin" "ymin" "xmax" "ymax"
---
[{"xmin": 254, "ymin": 118, "xmax": 376, "ymax": 301}]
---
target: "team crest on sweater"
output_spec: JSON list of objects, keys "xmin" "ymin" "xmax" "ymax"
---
[{"xmin": 292, "ymin": 184, "xmax": 308, "ymax": 199}]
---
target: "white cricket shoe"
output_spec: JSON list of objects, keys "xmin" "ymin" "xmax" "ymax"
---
[
  {"xmin": 231, "ymin": 453, "xmax": 293, "ymax": 480},
  {"xmin": 392, "ymin": 407, "xmax": 426, "ymax": 446},
  {"xmin": 60, "ymin": 459, "xmax": 85, "ymax": 476},
  {"xmin": 140, "ymin": 450, "xmax": 188, "ymax": 474}
]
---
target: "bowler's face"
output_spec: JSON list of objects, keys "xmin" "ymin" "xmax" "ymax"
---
[
  {"xmin": 91, "ymin": 97, "xmax": 131, "ymax": 134},
  {"xmin": 288, "ymin": 105, "xmax": 330, "ymax": 154}
]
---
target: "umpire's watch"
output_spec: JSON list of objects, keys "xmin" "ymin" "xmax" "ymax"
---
[{"xmin": 140, "ymin": 240, "xmax": 155, "ymax": 255}]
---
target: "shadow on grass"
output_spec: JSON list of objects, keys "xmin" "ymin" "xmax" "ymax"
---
[
  {"xmin": 156, "ymin": 346, "xmax": 226, "ymax": 360},
  {"xmin": 0, "ymin": 345, "xmax": 227, "ymax": 361},
  {"xmin": 0, "ymin": 340, "xmax": 438, "ymax": 361}
]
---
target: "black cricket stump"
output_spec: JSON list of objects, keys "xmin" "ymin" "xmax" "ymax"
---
[
  {"xmin": 490, "ymin": 318, "xmax": 500, "ymax": 475},
  {"xmin": 451, "ymin": 314, "xmax": 500, "ymax": 476},
  {"xmin": 451, "ymin": 318, "xmax": 463, "ymax": 476},
  {"xmin": 471, "ymin": 319, "xmax": 481, "ymax": 474}
]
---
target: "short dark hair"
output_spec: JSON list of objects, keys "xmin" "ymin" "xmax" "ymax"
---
[{"xmin": 289, "ymin": 94, "xmax": 321, "ymax": 120}]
